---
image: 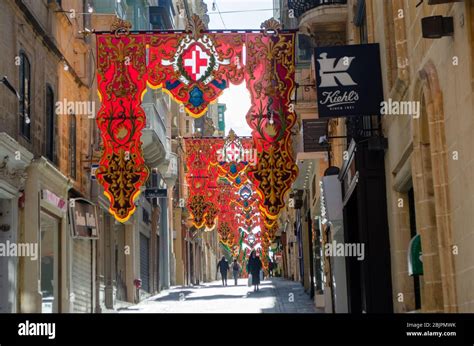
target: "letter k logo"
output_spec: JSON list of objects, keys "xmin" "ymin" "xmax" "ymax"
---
[{"xmin": 318, "ymin": 53, "xmax": 357, "ymax": 87}]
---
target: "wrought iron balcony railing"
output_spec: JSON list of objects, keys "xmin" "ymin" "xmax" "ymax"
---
[{"xmin": 288, "ymin": 0, "xmax": 348, "ymax": 18}]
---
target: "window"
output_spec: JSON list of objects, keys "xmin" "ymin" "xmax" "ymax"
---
[
  {"xmin": 142, "ymin": 208, "xmax": 150, "ymax": 225},
  {"xmin": 354, "ymin": 0, "xmax": 368, "ymax": 44},
  {"xmin": 69, "ymin": 114, "xmax": 77, "ymax": 179},
  {"xmin": 45, "ymin": 85, "xmax": 56, "ymax": 163},
  {"xmin": 297, "ymin": 34, "xmax": 312, "ymax": 62},
  {"xmin": 19, "ymin": 52, "xmax": 31, "ymax": 139},
  {"xmin": 359, "ymin": 14, "xmax": 368, "ymax": 44}
]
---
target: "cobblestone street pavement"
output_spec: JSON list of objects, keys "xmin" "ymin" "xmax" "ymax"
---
[{"xmin": 119, "ymin": 277, "xmax": 322, "ymax": 313}]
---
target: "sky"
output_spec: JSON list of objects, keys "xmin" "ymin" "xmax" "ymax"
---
[{"xmin": 203, "ymin": 0, "xmax": 274, "ymax": 137}]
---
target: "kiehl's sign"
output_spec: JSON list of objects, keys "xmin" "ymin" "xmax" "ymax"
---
[{"xmin": 314, "ymin": 43, "xmax": 383, "ymax": 118}]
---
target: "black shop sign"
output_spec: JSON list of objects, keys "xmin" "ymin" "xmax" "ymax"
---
[{"xmin": 314, "ymin": 43, "xmax": 383, "ymax": 118}]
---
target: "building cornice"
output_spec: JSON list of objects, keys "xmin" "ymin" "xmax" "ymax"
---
[
  {"xmin": 0, "ymin": 132, "xmax": 34, "ymax": 165},
  {"xmin": 30, "ymin": 156, "xmax": 72, "ymax": 193},
  {"xmin": 0, "ymin": 132, "xmax": 33, "ymax": 190}
]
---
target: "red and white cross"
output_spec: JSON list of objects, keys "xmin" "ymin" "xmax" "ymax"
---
[{"xmin": 183, "ymin": 44, "xmax": 210, "ymax": 81}]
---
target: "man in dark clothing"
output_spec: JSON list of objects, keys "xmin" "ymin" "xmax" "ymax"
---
[
  {"xmin": 268, "ymin": 260, "xmax": 274, "ymax": 277},
  {"xmin": 217, "ymin": 256, "xmax": 229, "ymax": 286}
]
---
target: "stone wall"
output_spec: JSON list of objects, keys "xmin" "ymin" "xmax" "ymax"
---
[{"xmin": 364, "ymin": 0, "xmax": 474, "ymax": 312}]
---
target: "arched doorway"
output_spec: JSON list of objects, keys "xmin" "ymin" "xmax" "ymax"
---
[{"xmin": 411, "ymin": 61, "xmax": 457, "ymax": 312}]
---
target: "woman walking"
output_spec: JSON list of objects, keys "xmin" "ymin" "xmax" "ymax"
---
[{"xmin": 247, "ymin": 250, "xmax": 262, "ymax": 292}]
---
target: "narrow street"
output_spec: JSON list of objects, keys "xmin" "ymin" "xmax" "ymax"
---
[{"xmin": 119, "ymin": 278, "xmax": 320, "ymax": 313}]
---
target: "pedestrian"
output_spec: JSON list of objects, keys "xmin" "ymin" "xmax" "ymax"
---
[
  {"xmin": 269, "ymin": 260, "xmax": 274, "ymax": 278},
  {"xmin": 217, "ymin": 256, "xmax": 229, "ymax": 286},
  {"xmin": 232, "ymin": 259, "xmax": 240, "ymax": 286},
  {"xmin": 247, "ymin": 250, "xmax": 262, "ymax": 292}
]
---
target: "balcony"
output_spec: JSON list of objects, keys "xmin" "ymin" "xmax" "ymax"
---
[
  {"xmin": 288, "ymin": 0, "xmax": 346, "ymax": 17},
  {"xmin": 288, "ymin": 0, "xmax": 348, "ymax": 40},
  {"xmin": 142, "ymin": 102, "xmax": 168, "ymax": 169},
  {"xmin": 160, "ymin": 152, "xmax": 178, "ymax": 186}
]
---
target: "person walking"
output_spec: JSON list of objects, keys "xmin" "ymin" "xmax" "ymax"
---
[
  {"xmin": 231, "ymin": 259, "xmax": 240, "ymax": 286},
  {"xmin": 217, "ymin": 256, "xmax": 229, "ymax": 286},
  {"xmin": 247, "ymin": 250, "xmax": 262, "ymax": 292},
  {"xmin": 268, "ymin": 260, "xmax": 274, "ymax": 278}
]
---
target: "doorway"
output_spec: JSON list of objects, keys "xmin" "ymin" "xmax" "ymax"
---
[
  {"xmin": 408, "ymin": 187, "xmax": 422, "ymax": 310},
  {"xmin": 40, "ymin": 211, "xmax": 59, "ymax": 313}
]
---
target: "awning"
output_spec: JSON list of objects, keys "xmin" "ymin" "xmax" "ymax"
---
[{"xmin": 408, "ymin": 234, "xmax": 423, "ymax": 276}]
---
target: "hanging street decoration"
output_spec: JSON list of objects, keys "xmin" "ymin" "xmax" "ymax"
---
[
  {"xmin": 183, "ymin": 138, "xmax": 221, "ymax": 229},
  {"xmin": 147, "ymin": 18, "xmax": 244, "ymax": 118},
  {"xmin": 212, "ymin": 129, "xmax": 255, "ymax": 187},
  {"xmin": 95, "ymin": 15, "xmax": 297, "ymax": 226},
  {"xmin": 183, "ymin": 131, "xmax": 265, "ymax": 259},
  {"xmin": 96, "ymin": 29, "xmax": 149, "ymax": 223}
]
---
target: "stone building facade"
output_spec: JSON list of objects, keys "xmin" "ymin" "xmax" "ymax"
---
[
  {"xmin": 0, "ymin": 0, "xmax": 96, "ymax": 312},
  {"xmin": 283, "ymin": 0, "xmax": 474, "ymax": 313},
  {"xmin": 364, "ymin": 0, "xmax": 474, "ymax": 312}
]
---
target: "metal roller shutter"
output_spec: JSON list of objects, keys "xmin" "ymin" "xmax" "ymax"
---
[
  {"xmin": 140, "ymin": 234, "xmax": 150, "ymax": 292},
  {"xmin": 155, "ymin": 234, "xmax": 159, "ymax": 291},
  {"xmin": 72, "ymin": 239, "xmax": 93, "ymax": 313}
]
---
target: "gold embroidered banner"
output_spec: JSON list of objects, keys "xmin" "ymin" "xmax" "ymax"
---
[{"xmin": 96, "ymin": 16, "xmax": 297, "ymax": 223}]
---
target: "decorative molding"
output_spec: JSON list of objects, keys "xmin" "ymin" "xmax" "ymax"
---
[
  {"xmin": 110, "ymin": 17, "xmax": 132, "ymax": 38},
  {"xmin": 32, "ymin": 157, "xmax": 72, "ymax": 195},
  {"xmin": 0, "ymin": 157, "xmax": 28, "ymax": 189},
  {"xmin": 261, "ymin": 18, "xmax": 282, "ymax": 36},
  {"xmin": 185, "ymin": 14, "xmax": 206, "ymax": 39}
]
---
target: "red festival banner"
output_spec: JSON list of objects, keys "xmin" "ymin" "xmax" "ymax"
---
[{"xmin": 96, "ymin": 16, "xmax": 297, "ymax": 224}]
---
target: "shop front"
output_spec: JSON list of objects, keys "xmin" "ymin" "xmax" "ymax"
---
[
  {"xmin": 339, "ymin": 140, "xmax": 393, "ymax": 313},
  {"xmin": 68, "ymin": 197, "xmax": 98, "ymax": 313},
  {"xmin": 0, "ymin": 133, "xmax": 33, "ymax": 313},
  {"xmin": 320, "ymin": 172, "xmax": 347, "ymax": 313},
  {"xmin": 21, "ymin": 157, "xmax": 71, "ymax": 313}
]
